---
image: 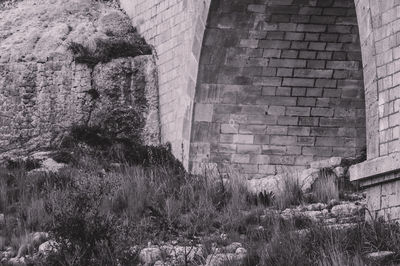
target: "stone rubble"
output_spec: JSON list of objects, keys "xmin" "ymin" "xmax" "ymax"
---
[
  {"xmin": 280, "ymin": 199, "xmax": 365, "ymax": 224},
  {"xmin": 247, "ymin": 156, "xmax": 357, "ymax": 196}
]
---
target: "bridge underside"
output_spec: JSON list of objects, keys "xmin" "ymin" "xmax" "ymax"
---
[{"xmin": 190, "ymin": 0, "xmax": 366, "ymax": 177}]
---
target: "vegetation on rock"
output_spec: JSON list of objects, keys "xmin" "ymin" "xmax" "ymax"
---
[{"xmin": 68, "ymin": 37, "xmax": 152, "ymax": 67}]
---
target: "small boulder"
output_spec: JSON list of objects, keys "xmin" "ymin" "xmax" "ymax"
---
[
  {"xmin": 365, "ymin": 251, "xmax": 395, "ymax": 263},
  {"xmin": 222, "ymin": 242, "xmax": 242, "ymax": 253},
  {"xmin": 0, "ymin": 213, "xmax": 4, "ymax": 226},
  {"xmin": 8, "ymin": 257, "xmax": 27, "ymax": 266},
  {"xmin": 31, "ymin": 232, "xmax": 49, "ymax": 247},
  {"xmin": 98, "ymin": 11, "xmax": 135, "ymax": 37},
  {"xmin": 302, "ymin": 210, "xmax": 325, "ymax": 222},
  {"xmin": 38, "ymin": 240, "xmax": 59, "ymax": 257},
  {"xmin": 246, "ymin": 175, "xmax": 282, "ymax": 195},
  {"xmin": 305, "ymin": 203, "xmax": 327, "ymax": 211},
  {"xmin": 30, "ymin": 158, "xmax": 66, "ymax": 173},
  {"xmin": 299, "ymin": 168, "xmax": 320, "ymax": 193},
  {"xmin": 325, "ymin": 223, "xmax": 358, "ymax": 231},
  {"xmin": 161, "ymin": 244, "xmax": 204, "ymax": 264},
  {"xmin": 1, "ymin": 247, "xmax": 16, "ymax": 260},
  {"xmin": 310, "ymin": 157, "xmax": 342, "ymax": 169},
  {"xmin": 331, "ymin": 203, "xmax": 364, "ymax": 217},
  {"xmin": 235, "ymin": 247, "xmax": 247, "ymax": 257},
  {"xmin": 139, "ymin": 247, "xmax": 162, "ymax": 266},
  {"xmin": 205, "ymin": 251, "xmax": 247, "ymax": 266}
]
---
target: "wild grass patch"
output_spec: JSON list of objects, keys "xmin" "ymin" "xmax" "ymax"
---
[{"xmin": 1, "ymin": 129, "xmax": 400, "ymax": 265}]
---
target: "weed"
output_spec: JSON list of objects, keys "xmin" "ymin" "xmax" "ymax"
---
[
  {"xmin": 60, "ymin": 125, "xmax": 185, "ymax": 172},
  {"xmin": 274, "ymin": 171, "xmax": 303, "ymax": 210},
  {"xmin": 311, "ymin": 168, "xmax": 339, "ymax": 204},
  {"xmin": 68, "ymin": 37, "xmax": 152, "ymax": 67}
]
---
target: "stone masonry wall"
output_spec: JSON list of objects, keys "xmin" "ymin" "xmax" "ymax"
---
[
  {"xmin": 120, "ymin": 0, "xmax": 212, "ymax": 166},
  {"xmin": 350, "ymin": 0, "xmax": 400, "ymax": 221},
  {"xmin": 191, "ymin": 0, "xmax": 366, "ymax": 177}
]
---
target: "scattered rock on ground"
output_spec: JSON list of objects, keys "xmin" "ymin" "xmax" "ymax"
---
[
  {"xmin": 160, "ymin": 244, "xmax": 204, "ymax": 265},
  {"xmin": 331, "ymin": 203, "xmax": 364, "ymax": 217},
  {"xmin": 205, "ymin": 246, "xmax": 247, "ymax": 266},
  {"xmin": 365, "ymin": 251, "xmax": 395, "ymax": 263},
  {"xmin": 38, "ymin": 240, "xmax": 59, "ymax": 257},
  {"xmin": 1, "ymin": 247, "xmax": 16, "ymax": 260},
  {"xmin": 310, "ymin": 157, "xmax": 342, "ymax": 169},
  {"xmin": 299, "ymin": 168, "xmax": 321, "ymax": 193},
  {"xmin": 8, "ymin": 256, "xmax": 27, "ymax": 266},
  {"xmin": 139, "ymin": 247, "xmax": 162, "ymax": 266}
]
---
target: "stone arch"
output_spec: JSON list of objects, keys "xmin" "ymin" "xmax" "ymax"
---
[
  {"xmin": 117, "ymin": 0, "xmax": 399, "ymax": 219},
  {"xmin": 120, "ymin": 0, "xmax": 212, "ymax": 168},
  {"xmin": 189, "ymin": 0, "xmax": 367, "ymax": 176}
]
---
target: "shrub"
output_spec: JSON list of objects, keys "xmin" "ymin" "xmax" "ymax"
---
[
  {"xmin": 68, "ymin": 37, "xmax": 152, "ymax": 66},
  {"xmin": 43, "ymin": 174, "xmax": 117, "ymax": 266},
  {"xmin": 60, "ymin": 125, "xmax": 185, "ymax": 173}
]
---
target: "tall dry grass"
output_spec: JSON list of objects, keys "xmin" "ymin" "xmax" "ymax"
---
[
  {"xmin": 1, "ymin": 138, "xmax": 400, "ymax": 265},
  {"xmin": 273, "ymin": 170, "xmax": 304, "ymax": 210},
  {"xmin": 311, "ymin": 168, "xmax": 339, "ymax": 203}
]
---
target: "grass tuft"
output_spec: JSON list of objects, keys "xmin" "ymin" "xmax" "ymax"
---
[{"xmin": 68, "ymin": 37, "xmax": 152, "ymax": 66}]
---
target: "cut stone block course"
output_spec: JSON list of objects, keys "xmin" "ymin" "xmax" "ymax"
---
[{"xmin": 190, "ymin": 0, "xmax": 365, "ymax": 177}]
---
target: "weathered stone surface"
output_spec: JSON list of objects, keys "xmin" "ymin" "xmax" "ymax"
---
[
  {"xmin": 17, "ymin": 232, "xmax": 49, "ymax": 258},
  {"xmin": 299, "ymin": 168, "xmax": 321, "ymax": 193},
  {"xmin": 246, "ymin": 175, "xmax": 282, "ymax": 194},
  {"xmin": 139, "ymin": 247, "xmax": 162, "ymax": 266},
  {"xmin": 189, "ymin": 0, "xmax": 365, "ymax": 175},
  {"xmin": 205, "ymin": 247, "xmax": 247, "ymax": 266},
  {"xmin": 310, "ymin": 157, "xmax": 343, "ymax": 169},
  {"xmin": 331, "ymin": 203, "xmax": 364, "ymax": 217},
  {"xmin": 349, "ymin": 0, "xmax": 400, "ymax": 221},
  {"xmin": 246, "ymin": 165, "xmax": 330, "ymax": 195},
  {"xmin": 365, "ymin": 251, "xmax": 395, "ymax": 263},
  {"xmin": 160, "ymin": 244, "xmax": 204, "ymax": 265},
  {"xmin": 0, "ymin": 247, "xmax": 15, "ymax": 261},
  {"xmin": 38, "ymin": 240, "xmax": 59, "ymax": 257},
  {"xmin": 0, "ymin": 0, "xmax": 159, "ymax": 158},
  {"xmin": 7, "ymin": 257, "xmax": 27, "ymax": 266},
  {"xmin": 350, "ymin": 153, "xmax": 400, "ymax": 181}
]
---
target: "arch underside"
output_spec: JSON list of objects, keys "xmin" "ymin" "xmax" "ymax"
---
[{"xmin": 190, "ymin": 0, "xmax": 366, "ymax": 177}]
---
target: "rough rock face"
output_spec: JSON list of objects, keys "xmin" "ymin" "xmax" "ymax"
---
[{"xmin": 0, "ymin": 0, "xmax": 159, "ymax": 157}]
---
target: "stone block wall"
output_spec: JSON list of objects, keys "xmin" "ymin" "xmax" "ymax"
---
[
  {"xmin": 120, "ymin": 0, "xmax": 212, "ymax": 166},
  {"xmin": 191, "ymin": 0, "xmax": 366, "ymax": 177},
  {"xmin": 350, "ymin": 0, "xmax": 400, "ymax": 221}
]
